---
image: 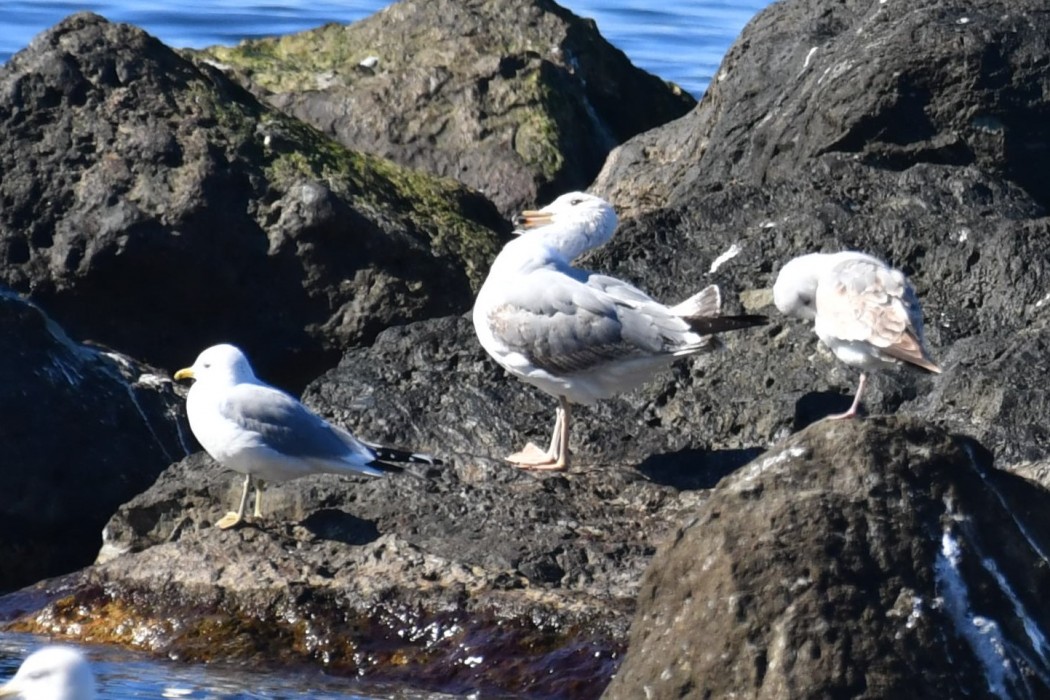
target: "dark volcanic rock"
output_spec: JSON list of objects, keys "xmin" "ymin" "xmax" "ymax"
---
[
  {"xmin": 0, "ymin": 13, "xmax": 508, "ymax": 389},
  {"xmin": 603, "ymin": 417, "xmax": 1050, "ymax": 699},
  {"xmin": 1, "ymin": 314, "xmax": 766, "ymax": 697},
  {"xmin": 197, "ymin": 0, "xmax": 695, "ymax": 216},
  {"xmin": 5, "ymin": 0, "xmax": 1050, "ymax": 698},
  {"xmin": 15, "ymin": 431, "xmax": 691, "ymax": 698},
  {"xmin": 580, "ymin": 0, "xmax": 1050, "ymax": 466},
  {"xmin": 312, "ymin": 315, "xmax": 775, "ymax": 480},
  {"xmin": 0, "ymin": 288, "xmax": 185, "ymax": 593},
  {"xmin": 594, "ymin": 0, "xmax": 1050, "ymax": 217},
  {"xmin": 584, "ymin": 163, "xmax": 1050, "ymax": 462}
]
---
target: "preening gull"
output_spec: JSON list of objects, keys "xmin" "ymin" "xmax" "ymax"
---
[
  {"xmin": 773, "ymin": 251, "xmax": 941, "ymax": 419},
  {"xmin": 0, "ymin": 646, "xmax": 96, "ymax": 700},
  {"xmin": 174, "ymin": 344, "xmax": 431, "ymax": 528},
  {"xmin": 473, "ymin": 191, "xmax": 768, "ymax": 471}
]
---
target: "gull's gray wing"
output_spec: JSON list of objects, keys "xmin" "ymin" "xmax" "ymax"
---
[
  {"xmin": 218, "ymin": 383, "xmax": 378, "ymax": 464},
  {"xmin": 815, "ymin": 258, "xmax": 940, "ymax": 371},
  {"xmin": 486, "ymin": 263, "xmax": 694, "ymax": 375}
]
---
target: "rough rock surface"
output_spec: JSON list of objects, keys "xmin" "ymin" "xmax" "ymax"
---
[
  {"xmin": 603, "ymin": 417, "xmax": 1050, "ymax": 699},
  {"xmin": 582, "ymin": 164, "xmax": 1050, "ymax": 466},
  {"xmin": 594, "ymin": 0, "xmax": 1050, "ymax": 217},
  {"xmin": 0, "ymin": 287, "xmax": 185, "ymax": 593},
  {"xmin": 197, "ymin": 0, "xmax": 695, "ymax": 216},
  {"xmin": 0, "ymin": 13, "xmax": 508, "ymax": 390},
  {"xmin": 3, "ymin": 0, "xmax": 1050, "ymax": 697},
  {"xmin": 581, "ymin": 0, "xmax": 1050, "ymax": 467},
  {"xmin": 12, "ymin": 446, "xmax": 691, "ymax": 698},
  {"xmin": 0, "ymin": 313, "xmax": 765, "ymax": 698}
]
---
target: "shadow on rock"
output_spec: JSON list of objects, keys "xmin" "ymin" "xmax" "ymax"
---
[
  {"xmin": 793, "ymin": 391, "xmax": 857, "ymax": 429},
  {"xmin": 636, "ymin": 446, "xmax": 764, "ymax": 490},
  {"xmin": 301, "ymin": 509, "xmax": 380, "ymax": 546}
]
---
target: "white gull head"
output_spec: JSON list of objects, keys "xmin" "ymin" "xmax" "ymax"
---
[
  {"xmin": 0, "ymin": 646, "xmax": 97, "ymax": 700},
  {"xmin": 513, "ymin": 191, "xmax": 618, "ymax": 261},
  {"xmin": 176, "ymin": 343, "xmax": 258, "ymax": 387},
  {"xmin": 773, "ymin": 251, "xmax": 886, "ymax": 321}
]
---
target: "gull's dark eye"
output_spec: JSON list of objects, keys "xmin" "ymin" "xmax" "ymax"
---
[{"xmin": 570, "ymin": 197, "xmax": 583, "ymax": 205}]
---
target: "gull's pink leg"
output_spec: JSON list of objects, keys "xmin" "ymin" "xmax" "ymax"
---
[
  {"xmin": 826, "ymin": 373, "xmax": 867, "ymax": 420},
  {"xmin": 508, "ymin": 397, "xmax": 571, "ymax": 470}
]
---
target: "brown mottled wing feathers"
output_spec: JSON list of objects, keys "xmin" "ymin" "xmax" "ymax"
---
[{"xmin": 816, "ymin": 259, "xmax": 941, "ymax": 373}]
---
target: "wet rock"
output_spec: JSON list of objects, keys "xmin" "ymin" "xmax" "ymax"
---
[
  {"xmin": 196, "ymin": 0, "xmax": 695, "ymax": 216},
  {"xmin": 594, "ymin": 0, "xmax": 1050, "ymax": 218},
  {"xmin": 12, "ymin": 440, "xmax": 686, "ymax": 698},
  {"xmin": 603, "ymin": 416, "xmax": 1050, "ymax": 699},
  {"xmin": 0, "ymin": 13, "xmax": 508, "ymax": 390},
  {"xmin": 0, "ymin": 288, "xmax": 185, "ymax": 593},
  {"xmin": 0, "ymin": 312, "xmax": 765, "ymax": 697}
]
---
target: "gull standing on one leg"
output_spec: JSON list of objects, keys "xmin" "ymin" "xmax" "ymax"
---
[
  {"xmin": 472, "ymin": 191, "xmax": 768, "ymax": 471},
  {"xmin": 773, "ymin": 251, "xmax": 942, "ymax": 419},
  {"xmin": 174, "ymin": 344, "xmax": 430, "ymax": 528}
]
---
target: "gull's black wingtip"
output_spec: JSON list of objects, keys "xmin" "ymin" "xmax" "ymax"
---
[
  {"xmin": 368, "ymin": 444, "xmax": 443, "ymax": 467},
  {"xmin": 687, "ymin": 314, "xmax": 770, "ymax": 336}
]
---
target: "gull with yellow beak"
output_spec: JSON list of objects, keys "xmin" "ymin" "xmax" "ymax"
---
[
  {"xmin": 473, "ymin": 191, "xmax": 768, "ymax": 471},
  {"xmin": 174, "ymin": 344, "xmax": 430, "ymax": 528}
]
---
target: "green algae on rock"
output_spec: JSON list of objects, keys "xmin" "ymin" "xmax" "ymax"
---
[
  {"xmin": 194, "ymin": 0, "xmax": 697, "ymax": 216},
  {"xmin": 0, "ymin": 12, "xmax": 509, "ymax": 390}
]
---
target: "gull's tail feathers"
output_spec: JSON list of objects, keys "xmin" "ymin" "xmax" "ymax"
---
[
  {"xmin": 880, "ymin": 335, "xmax": 943, "ymax": 375},
  {"xmin": 670, "ymin": 284, "xmax": 721, "ymax": 319}
]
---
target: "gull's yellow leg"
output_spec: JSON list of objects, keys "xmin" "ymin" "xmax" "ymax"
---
[
  {"xmin": 253, "ymin": 479, "xmax": 265, "ymax": 519},
  {"xmin": 217, "ymin": 473, "xmax": 251, "ymax": 529}
]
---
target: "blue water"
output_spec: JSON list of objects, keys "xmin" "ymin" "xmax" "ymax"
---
[
  {"xmin": 0, "ymin": 0, "xmax": 770, "ymax": 697},
  {"xmin": 0, "ymin": 0, "xmax": 769, "ymax": 98},
  {"xmin": 0, "ymin": 633, "xmax": 462, "ymax": 699}
]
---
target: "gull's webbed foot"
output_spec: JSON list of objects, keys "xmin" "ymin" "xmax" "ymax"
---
[
  {"xmin": 506, "ymin": 443, "xmax": 569, "ymax": 471},
  {"xmin": 216, "ymin": 511, "xmax": 246, "ymax": 529}
]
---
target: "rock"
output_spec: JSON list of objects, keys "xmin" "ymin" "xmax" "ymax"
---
[
  {"xmin": 309, "ymin": 314, "xmax": 773, "ymax": 480},
  {"xmin": 602, "ymin": 416, "xmax": 1050, "ymax": 699},
  {"xmin": 595, "ymin": 0, "xmax": 1050, "ymax": 218},
  {"xmin": 13, "ymin": 437, "xmax": 686, "ymax": 697},
  {"xmin": 0, "ymin": 313, "xmax": 766, "ymax": 696},
  {"xmin": 0, "ymin": 287, "xmax": 185, "ymax": 593},
  {"xmin": 0, "ymin": 13, "xmax": 509, "ymax": 390},
  {"xmin": 3, "ymin": 0, "xmax": 1050, "ymax": 698},
  {"xmin": 195, "ymin": 0, "xmax": 695, "ymax": 216},
  {"xmin": 579, "ymin": 0, "xmax": 1050, "ymax": 465}
]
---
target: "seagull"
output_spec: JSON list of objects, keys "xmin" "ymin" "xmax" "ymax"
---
[
  {"xmin": 773, "ymin": 251, "xmax": 942, "ymax": 419},
  {"xmin": 0, "ymin": 646, "xmax": 96, "ymax": 700},
  {"xmin": 472, "ymin": 191, "xmax": 768, "ymax": 471},
  {"xmin": 174, "ymin": 344, "xmax": 431, "ymax": 528}
]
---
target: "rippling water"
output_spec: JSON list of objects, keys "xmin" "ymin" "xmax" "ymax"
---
[
  {"xmin": 0, "ymin": 0, "xmax": 770, "ymax": 697},
  {"xmin": 0, "ymin": 0, "xmax": 769, "ymax": 97},
  {"xmin": 0, "ymin": 633, "xmax": 467, "ymax": 700}
]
